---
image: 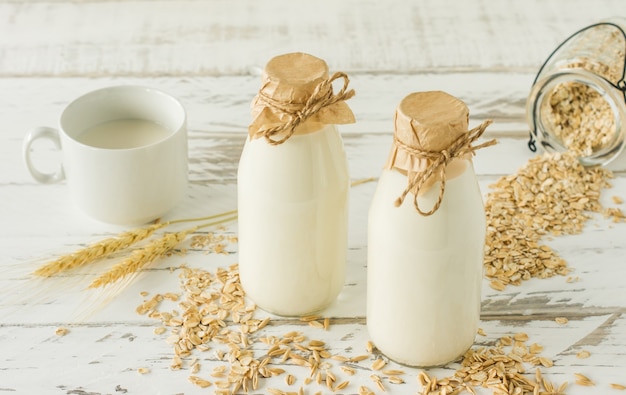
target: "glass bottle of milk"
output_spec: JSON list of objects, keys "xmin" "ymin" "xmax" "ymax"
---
[
  {"xmin": 237, "ymin": 52, "xmax": 356, "ymax": 316},
  {"xmin": 367, "ymin": 91, "xmax": 495, "ymax": 367}
]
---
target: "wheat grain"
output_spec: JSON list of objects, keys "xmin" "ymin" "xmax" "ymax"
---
[
  {"xmin": 371, "ymin": 358, "xmax": 386, "ymax": 371},
  {"xmin": 55, "ymin": 327, "xmax": 69, "ymax": 336},
  {"xmin": 34, "ymin": 223, "xmax": 166, "ymax": 277},
  {"xmin": 576, "ymin": 350, "xmax": 591, "ymax": 359},
  {"xmin": 188, "ymin": 375, "xmax": 212, "ymax": 388},
  {"xmin": 416, "ymin": 333, "xmax": 563, "ymax": 395},
  {"xmin": 88, "ymin": 228, "xmax": 194, "ymax": 288},
  {"xmin": 555, "ymin": 317, "xmax": 569, "ymax": 325},
  {"xmin": 574, "ymin": 372, "xmax": 595, "ymax": 386}
]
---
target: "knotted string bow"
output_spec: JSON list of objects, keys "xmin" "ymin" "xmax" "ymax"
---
[
  {"xmin": 257, "ymin": 72, "xmax": 355, "ymax": 145},
  {"xmin": 394, "ymin": 119, "xmax": 496, "ymax": 216}
]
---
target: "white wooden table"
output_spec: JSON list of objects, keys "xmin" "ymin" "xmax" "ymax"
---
[{"xmin": 1, "ymin": 1, "xmax": 625, "ymax": 394}]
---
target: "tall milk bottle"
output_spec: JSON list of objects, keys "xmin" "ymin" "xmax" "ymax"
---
[
  {"xmin": 238, "ymin": 52, "xmax": 356, "ymax": 316},
  {"xmin": 367, "ymin": 91, "xmax": 495, "ymax": 366}
]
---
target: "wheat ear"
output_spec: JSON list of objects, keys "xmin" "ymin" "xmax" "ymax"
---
[
  {"xmin": 88, "ymin": 214, "xmax": 237, "ymax": 288},
  {"xmin": 33, "ymin": 223, "xmax": 167, "ymax": 277},
  {"xmin": 87, "ymin": 227, "xmax": 195, "ymax": 288}
]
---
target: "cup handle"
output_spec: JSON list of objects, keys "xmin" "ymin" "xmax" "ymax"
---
[{"xmin": 23, "ymin": 126, "xmax": 65, "ymax": 184}]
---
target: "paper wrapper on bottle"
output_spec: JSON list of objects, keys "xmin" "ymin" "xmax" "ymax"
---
[
  {"xmin": 249, "ymin": 52, "xmax": 356, "ymax": 139},
  {"xmin": 385, "ymin": 91, "xmax": 470, "ymax": 194}
]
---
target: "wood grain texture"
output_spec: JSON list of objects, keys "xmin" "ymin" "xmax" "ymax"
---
[
  {"xmin": 0, "ymin": 0, "xmax": 623, "ymax": 76},
  {"xmin": 1, "ymin": 1, "xmax": 626, "ymax": 394}
]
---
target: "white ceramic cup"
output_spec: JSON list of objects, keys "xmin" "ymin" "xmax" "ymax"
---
[{"xmin": 23, "ymin": 86, "xmax": 188, "ymax": 225}]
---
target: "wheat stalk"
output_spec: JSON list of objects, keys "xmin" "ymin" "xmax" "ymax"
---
[
  {"xmin": 88, "ymin": 215, "xmax": 237, "ymax": 288},
  {"xmin": 33, "ymin": 223, "xmax": 167, "ymax": 277},
  {"xmin": 88, "ymin": 227, "xmax": 195, "ymax": 288},
  {"xmin": 31, "ymin": 209, "xmax": 239, "ymax": 278}
]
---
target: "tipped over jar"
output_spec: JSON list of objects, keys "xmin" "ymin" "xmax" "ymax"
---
[
  {"xmin": 237, "ymin": 52, "xmax": 355, "ymax": 317},
  {"xmin": 367, "ymin": 91, "xmax": 495, "ymax": 367},
  {"xmin": 527, "ymin": 18, "xmax": 626, "ymax": 166}
]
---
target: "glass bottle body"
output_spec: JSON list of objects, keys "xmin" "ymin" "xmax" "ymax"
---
[
  {"xmin": 367, "ymin": 160, "xmax": 485, "ymax": 367},
  {"xmin": 237, "ymin": 124, "xmax": 349, "ymax": 317}
]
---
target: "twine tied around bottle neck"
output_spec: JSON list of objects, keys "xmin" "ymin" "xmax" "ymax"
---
[
  {"xmin": 257, "ymin": 72, "xmax": 355, "ymax": 145},
  {"xmin": 394, "ymin": 119, "xmax": 496, "ymax": 216}
]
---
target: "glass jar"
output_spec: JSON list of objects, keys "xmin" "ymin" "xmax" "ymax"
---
[
  {"xmin": 237, "ymin": 52, "xmax": 355, "ymax": 317},
  {"xmin": 527, "ymin": 18, "xmax": 626, "ymax": 166},
  {"xmin": 367, "ymin": 91, "xmax": 493, "ymax": 367}
]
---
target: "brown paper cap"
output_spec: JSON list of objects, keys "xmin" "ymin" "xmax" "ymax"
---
[
  {"xmin": 385, "ymin": 91, "xmax": 469, "ymax": 173},
  {"xmin": 249, "ymin": 52, "xmax": 355, "ymax": 139}
]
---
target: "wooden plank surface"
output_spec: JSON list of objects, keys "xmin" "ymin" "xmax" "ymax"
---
[
  {"xmin": 0, "ymin": 0, "xmax": 623, "ymax": 76},
  {"xmin": 1, "ymin": 1, "xmax": 625, "ymax": 394}
]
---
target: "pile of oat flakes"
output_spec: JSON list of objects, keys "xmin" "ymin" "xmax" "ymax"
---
[{"xmin": 484, "ymin": 150, "xmax": 624, "ymax": 291}]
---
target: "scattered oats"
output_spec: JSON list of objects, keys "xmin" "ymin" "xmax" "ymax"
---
[
  {"xmin": 341, "ymin": 366, "xmax": 356, "ymax": 376},
  {"xmin": 326, "ymin": 372, "xmax": 335, "ymax": 390},
  {"xmin": 566, "ymin": 276, "xmax": 581, "ymax": 283},
  {"xmin": 370, "ymin": 374, "xmax": 385, "ymax": 392},
  {"xmin": 153, "ymin": 326, "xmax": 167, "ymax": 335},
  {"xmin": 308, "ymin": 320, "xmax": 324, "ymax": 329},
  {"xmin": 539, "ymin": 356, "xmax": 554, "ymax": 367},
  {"xmin": 299, "ymin": 315, "xmax": 320, "ymax": 322},
  {"xmin": 388, "ymin": 376, "xmax": 405, "ymax": 384},
  {"xmin": 555, "ymin": 317, "xmax": 569, "ymax": 325},
  {"xmin": 371, "ymin": 358, "xmax": 386, "ymax": 371},
  {"xmin": 514, "ymin": 332, "xmax": 529, "ymax": 342},
  {"xmin": 415, "ymin": 333, "xmax": 563, "ymax": 395},
  {"xmin": 162, "ymin": 292, "xmax": 179, "ymax": 301},
  {"xmin": 323, "ymin": 317, "xmax": 330, "ymax": 330},
  {"xmin": 529, "ymin": 343, "xmax": 544, "ymax": 354},
  {"xmin": 605, "ymin": 207, "xmax": 626, "ymax": 222},
  {"xmin": 574, "ymin": 372, "xmax": 595, "ymax": 386},
  {"xmin": 140, "ymin": 291, "xmax": 149, "ymax": 297},
  {"xmin": 576, "ymin": 350, "xmax": 591, "ymax": 359},
  {"xmin": 484, "ymin": 151, "xmax": 614, "ymax": 290},
  {"xmin": 359, "ymin": 385, "xmax": 375, "ymax": 395},
  {"xmin": 613, "ymin": 196, "xmax": 624, "ymax": 204},
  {"xmin": 335, "ymin": 380, "xmax": 350, "ymax": 391},
  {"xmin": 382, "ymin": 369, "xmax": 405, "ymax": 376},
  {"xmin": 188, "ymin": 375, "xmax": 212, "ymax": 388},
  {"xmin": 170, "ymin": 355, "xmax": 182, "ymax": 370},
  {"xmin": 55, "ymin": 327, "xmax": 69, "ymax": 336},
  {"xmin": 350, "ymin": 354, "xmax": 370, "ymax": 362},
  {"xmin": 611, "ymin": 383, "xmax": 626, "ymax": 390},
  {"xmin": 137, "ymin": 367, "xmax": 150, "ymax": 374},
  {"xmin": 477, "ymin": 327, "xmax": 487, "ymax": 336},
  {"xmin": 366, "ymin": 340, "xmax": 375, "ymax": 353},
  {"xmin": 285, "ymin": 374, "xmax": 296, "ymax": 386}
]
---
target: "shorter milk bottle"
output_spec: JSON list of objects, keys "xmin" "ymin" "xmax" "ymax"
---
[
  {"xmin": 367, "ymin": 91, "xmax": 495, "ymax": 367},
  {"xmin": 238, "ymin": 52, "xmax": 356, "ymax": 317}
]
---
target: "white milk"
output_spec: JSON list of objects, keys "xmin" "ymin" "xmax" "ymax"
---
[
  {"xmin": 367, "ymin": 161, "xmax": 485, "ymax": 367},
  {"xmin": 237, "ymin": 124, "xmax": 349, "ymax": 316},
  {"xmin": 76, "ymin": 119, "xmax": 170, "ymax": 149}
]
